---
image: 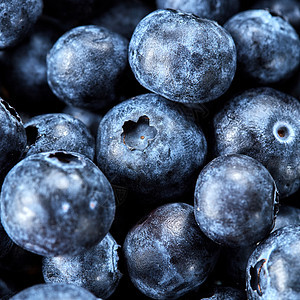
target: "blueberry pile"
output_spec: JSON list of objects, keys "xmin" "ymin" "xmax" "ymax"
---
[{"xmin": 0, "ymin": 0, "xmax": 299, "ymax": 299}]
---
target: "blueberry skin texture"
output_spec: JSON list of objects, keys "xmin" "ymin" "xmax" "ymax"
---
[
  {"xmin": 0, "ymin": 151, "xmax": 115, "ymax": 257},
  {"xmin": 123, "ymin": 203, "xmax": 220, "ymax": 299},
  {"xmin": 224, "ymin": 9, "xmax": 300, "ymax": 84},
  {"xmin": 25, "ymin": 113, "xmax": 95, "ymax": 160},
  {"xmin": 0, "ymin": 99, "xmax": 27, "ymax": 181},
  {"xmin": 43, "ymin": 233, "xmax": 122, "ymax": 299},
  {"xmin": 252, "ymin": 0, "xmax": 300, "ymax": 32},
  {"xmin": 9, "ymin": 283, "xmax": 100, "ymax": 300},
  {"xmin": 129, "ymin": 9, "xmax": 237, "ymax": 104},
  {"xmin": 213, "ymin": 87, "xmax": 300, "ymax": 198},
  {"xmin": 47, "ymin": 25, "xmax": 128, "ymax": 110},
  {"xmin": 0, "ymin": 0, "xmax": 43, "ymax": 49},
  {"xmin": 246, "ymin": 225, "xmax": 300, "ymax": 299},
  {"xmin": 2, "ymin": 18, "xmax": 64, "ymax": 112},
  {"xmin": 156, "ymin": 0, "xmax": 240, "ymax": 24},
  {"xmin": 194, "ymin": 154, "xmax": 278, "ymax": 247},
  {"xmin": 96, "ymin": 93, "xmax": 207, "ymax": 201}
]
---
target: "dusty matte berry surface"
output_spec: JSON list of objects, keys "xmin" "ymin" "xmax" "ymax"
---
[{"xmin": 0, "ymin": 1, "xmax": 299, "ymax": 299}]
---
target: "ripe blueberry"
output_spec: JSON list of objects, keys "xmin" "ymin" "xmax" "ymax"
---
[
  {"xmin": 96, "ymin": 93, "xmax": 207, "ymax": 201},
  {"xmin": 1, "ymin": 151, "xmax": 115, "ymax": 256},
  {"xmin": 129, "ymin": 9, "xmax": 237, "ymax": 103},
  {"xmin": 194, "ymin": 154, "xmax": 278, "ymax": 247},
  {"xmin": 47, "ymin": 25, "xmax": 128, "ymax": 110},
  {"xmin": 224, "ymin": 9, "xmax": 300, "ymax": 83},
  {"xmin": 124, "ymin": 202, "xmax": 220, "ymax": 299},
  {"xmin": 43, "ymin": 233, "xmax": 121, "ymax": 299},
  {"xmin": 213, "ymin": 87, "xmax": 300, "ymax": 198}
]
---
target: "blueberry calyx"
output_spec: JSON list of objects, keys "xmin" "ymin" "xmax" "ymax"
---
[
  {"xmin": 121, "ymin": 115, "xmax": 157, "ymax": 151},
  {"xmin": 250, "ymin": 258, "xmax": 267, "ymax": 296},
  {"xmin": 48, "ymin": 152, "xmax": 78, "ymax": 163},
  {"xmin": 273, "ymin": 121, "xmax": 294, "ymax": 143}
]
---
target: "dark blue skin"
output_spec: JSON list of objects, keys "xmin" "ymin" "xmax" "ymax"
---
[
  {"xmin": 2, "ymin": 18, "xmax": 65, "ymax": 113},
  {"xmin": 246, "ymin": 225, "xmax": 300, "ymax": 299},
  {"xmin": 252, "ymin": 0, "xmax": 300, "ymax": 32},
  {"xmin": 9, "ymin": 283, "xmax": 100, "ymax": 300},
  {"xmin": 47, "ymin": 25, "xmax": 128, "ymax": 110},
  {"xmin": 63, "ymin": 106, "xmax": 103, "ymax": 138},
  {"xmin": 129, "ymin": 9, "xmax": 237, "ymax": 104},
  {"xmin": 96, "ymin": 93, "xmax": 207, "ymax": 201},
  {"xmin": 0, "ymin": 98, "xmax": 27, "ymax": 182},
  {"xmin": 0, "ymin": 0, "xmax": 43, "ymax": 49},
  {"xmin": 24, "ymin": 113, "xmax": 95, "ymax": 160},
  {"xmin": 224, "ymin": 9, "xmax": 300, "ymax": 84},
  {"xmin": 42, "ymin": 233, "xmax": 121, "ymax": 299},
  {"xmin": 156, "ymin": 0, "xmax": 240, "ymax": 24},
  {"xmin": 194, "ymin": 154, "xmax": 279, "ymax": 248},
  {"xmin": 0, "ymin": 151, "xmax": 115, "ymax": 256},
  {"xmin": 213, "ymin": 87, "xmax": 300, "ymax": 198},
  {"xmin": 123, "ymin": 203, "xmax": 220, "ymax": 299},
  {"xmin": 92, "ymin": 0, "xmax": 153, "ymax": 40},
  {"xmin": 201, "ymin": 287, "xmax": 246, "ymax": 300},
  {"xmin": 223, "ymin": 205, "xmax": 300, "ymax": 286}
]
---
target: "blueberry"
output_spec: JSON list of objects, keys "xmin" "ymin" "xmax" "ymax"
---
[
  {"xmin": 9, "ymin": 283, "xmax": 100, "ymax": 300},
  {"xmin": 42, "ymin": 232, "xmax": 121, "ymax": 299},
  {"xmin": 246, "ymin": 225, "xmax": 300, "ymax": 299},
  {"xmin": 224, "ymin": 9, "xmax": 300, "ymax": 84},
  {"xmin": 252, "ymin": 0, "xmax": 300, "ymax": 32},
  {"xmin": 24, "ymin": 113, "xmax": 95, "ymax": 160},
  {"xmin": 0, "ymin": 0, "xmax": 43, "ymax": 49},
  {"xmin": 129, "ymin": 9, "xmax": 237, "ymax": 103},
  {"xmin": 156, "ymin": 0, "xmax": 240, "ymax": 24},
  {"xmin": 0, "ymin": 98, "xmax": 27, "ymax": 182},
  {"xmin": 123, "ymin": 202, "xmax": 220, "ymax": 299},
  {"xmin": 213, "ymin": 87, "xmax": 300, "ymax": 198},
  {"xmin": 0, "ymin": 0, "xmax": 299, "ymax": 296},
  {"xmin": 96, "ymin": 93, "xmax": 207, "ymax": 201},
  {"xmin": 194, "ymin": 154, "xmax": 278, "ymax": 247},
  {"xmin": 0, "ymin": 151, "xmax": 115, "ymax": 256},
  {"xmin": 47, "ymin": 25, "xmax": 128, "ymax": 110},
  {"xmin": 2, "ymin": 18, "xmax": 65, "ymax": 113}
]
